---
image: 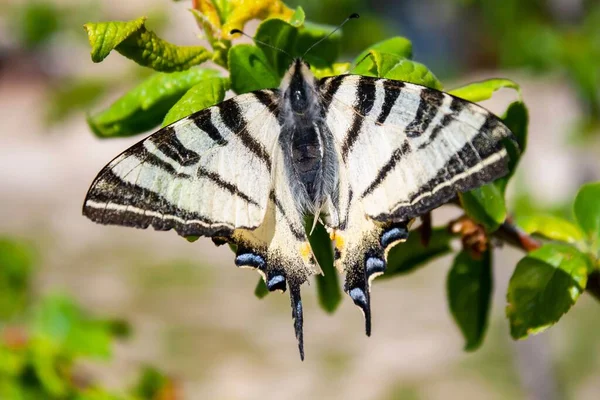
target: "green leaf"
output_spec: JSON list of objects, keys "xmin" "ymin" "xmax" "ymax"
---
[
  {"xmin": 306, "ymin": 218, "xmax": 341, "ymax": 313},
  {"xmin": 0, "ymin": 238, "xmax": 35, "ymax": 320},
  {"xmin": 32, "ymin": 295, "xmax": 115, "ymax": 359},
  {"xmin": 496, "ymin": 101, "xmax": 529, "ymax": 192},
  {"xmin": 506, "ymin": 243, "xmax": 592, "ymax": 339},
  {"xmin": 311, "ymin": 62, "xmax": 351, "ymax": 79},
  {"xmin": 84, "ymin": 17, "xmax": 211, "ymax": 72},
  {"xmin": 353, "ymin": 37, "xmax": 413, "ymax": 74},
  {"xmin": 88, "ymin": 68, "xmax": 220, "ymax": 137},
  {"xmin": 517, "ymin": 215, "xmax": 584, "ymax": 244},
  {"xmin": 449, "ymin": 78, "xmax": 522, "ymax": 103},
  {"xmin": 228, "ymin": 44, "xmax": 280, "ymax": 94},
  {"xmin": 289, "ymin": 6, "xmax": 305, "ymax": 27},
  {"xmin": 384, "ymin": 228, "xmax": 454, "ymax": 277},
  {"xmin": 162, "ymin": 77, "xmax": 230, "ymax": 126},
  {"xmin": 355, "ymin": 50, "xmax": 442, "ymax": 90},
  {"xmin": 46, "ymin": 79, "xmax": 108, "ymax": 125},
  {"xmin": 573, "ymin": 182, "xmax": 600, "ymax": 252},
  {"xmin": 254, "ymin": 18, "xmax": 298, "ymax": 77},
  {"xmin": 254, "ymin": 278, "xmax": 269, "ymax": 299},
  {"xmin": 447, "ymin": 250, "xmax": 493, "ymax": 351},
  {"xmin": 460, "ymin": 183, "xmax": 507, "ymax": 232},
  {"xmin": 254, "ymin": 18, "xmax": 341, "ymax": 76}
]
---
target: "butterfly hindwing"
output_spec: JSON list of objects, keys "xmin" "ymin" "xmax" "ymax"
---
[{"xmin": 319, "ymin": 74, "xmax": 512, "ymax": 328}]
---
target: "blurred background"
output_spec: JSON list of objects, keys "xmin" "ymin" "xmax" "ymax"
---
[{"xmin": 1, "ymin": 0, "xmax": 599, "ymax": 399}]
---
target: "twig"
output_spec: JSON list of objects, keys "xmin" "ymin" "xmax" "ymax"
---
[{"xmin": 494, "ymin": 218, "xmax": 542, "ymax": 252}]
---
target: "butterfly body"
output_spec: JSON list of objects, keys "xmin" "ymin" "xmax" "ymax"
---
[{"xmin": 83, "ymin": 58, "xmax": 514, "ymax": 359}]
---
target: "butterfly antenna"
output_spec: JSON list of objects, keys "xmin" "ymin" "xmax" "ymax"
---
[
  {"xmin": 230, "ymin": 29, "xmax": 294, "ymax": 60},
  {"xmin": 302, "ymin": 13, "xmax": 360, "ymax": 58}
]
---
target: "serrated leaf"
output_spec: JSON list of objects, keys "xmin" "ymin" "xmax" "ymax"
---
[
  {"xmin": 460, "ymin": 183, "xmax": 507, "ymax": 232},
  {"xmin": 88, "ymin": 68, "xmax": 220, "ymax": 137},
  {"xmin": 449, "ymin": 78, "xmax": 521, "ymax": 103},
  {"xmin": 306, "ymin": 217, "xmax": 341, "ymax": 313},
  {"xmin": 228, "ymin": 44, "xmax": 280, "ymax": 94},
  {"xmin": 506, "ymin": 243, "xmax": 592, "ymax": 339},
  {"xmin": 84, "ymin": 17, "xmax": 211, "ymax": 71},
  {"xmin": 254, "ymin": 278, "xmax": 269, "ymax": 299},
  {"xmin": 384, "ymin": 228, "xmax": 454, "ymax": 277},
  {"xmin": 355, "ymin": 50, "xmax": 442, "ymax": 90},
  {"xmin": 162, "ymin": 77, "xmax": 230, "ymax": 126},
  {"xmin": 517, "ymin": 214, "xmax": 584, "ymax": 244},
  {"xmin": 447, "ymin": 250, "xmax": 492, "ymax": 351},
  {"xmin": 573, "ymin": 182, "xmax": 600, "ymax": 252},
  {"xmin": 353, "ymin": 37, "xmax": 413, "ymax": 75}
]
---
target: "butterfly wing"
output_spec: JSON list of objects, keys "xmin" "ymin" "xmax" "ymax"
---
[
  {"xmin": 83, "ymin": 89, "xmax": 317, "ymax": 358},
  {"xmin": 318, "ymin": 75, "xmax": 513, "ymax": 332}
]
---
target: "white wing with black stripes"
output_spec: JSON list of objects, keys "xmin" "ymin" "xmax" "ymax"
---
[
  {"xmin": 318, "ymin": 74, "xmax": 512, "ymax": 333},
  {"xmin": 83, "ymin": 87, "xmax": 318, "ymax": 359},
  {"xmin": 84, "ymin": 90, "xmax": 280, "ymax": 236}
]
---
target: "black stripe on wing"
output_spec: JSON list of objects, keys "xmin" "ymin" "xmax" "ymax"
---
[
  {"xmin": 217, "ymin": 99, "xmax": 273, "ymax": 172},
  {"xmin": 376, "ymin": 80, "xmax": 404, "ymax": 124},
  {"xmin": 83, "ymin": 170, "xmax": 238, "ymax": 237},
  {"xmin": 341, "ymin": 76, "xmax": 377, "ymax": 161},
  {"xmin": 405, "ymin": 88, "xmax": 445, "ymax": 138},
  {"xmin": 149, "ymin": 126, "xmax": 200, "ymax": 166},
  {"xmin": 373, "ymin": 126, "xmax": 509, "ymax": 221}
]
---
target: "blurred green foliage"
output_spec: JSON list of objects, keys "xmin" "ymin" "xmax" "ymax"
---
[
  {"xmin": 0, "ymin": 237, "xmax": 175, "ymax": 399},
  {"xmin": 459, "ymin": 0, "xmax": 600, "ymax": 127}
]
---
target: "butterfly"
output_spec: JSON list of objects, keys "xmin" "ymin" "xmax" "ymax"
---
[{"xmin": 83, "ymin": 53, "xmax": 513, "ymax": 360}]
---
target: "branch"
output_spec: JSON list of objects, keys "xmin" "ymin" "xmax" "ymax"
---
[{"xmin": 494, "ymin": 218, "xmax": 541, "ymax": 252}]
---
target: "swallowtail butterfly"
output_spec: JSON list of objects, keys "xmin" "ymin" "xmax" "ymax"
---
[{"xmin": 83, "ymin": 21, "xmax": 514, "ymax": 359}]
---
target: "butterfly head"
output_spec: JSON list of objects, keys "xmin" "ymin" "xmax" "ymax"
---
[{"xmin": 281, "ymin": 58, "xmax": 317, "ymax": 117}]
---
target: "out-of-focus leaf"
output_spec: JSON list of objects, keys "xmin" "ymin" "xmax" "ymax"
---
[
  {"xmin": 32, "ymin": 295, "xmax": 114, "ymax": 359},
  {"xmin": 460, "ymin": 183, "xmax": 507, "ymax": 232},
  {"xmin": 384, "ymin": 228, "xmax": 454, "ymax": 277},
  {"xmin": 162, "ymin": 77, "xmax": 230, "ymax": 126},
  {"xmin": 88, "ymin": 68, "xmax": 220, "ymax": 137},
  {"xmin": 449, "ymin": 78, "xmax": 521, "ymax": 103},
  {"xmin": 517, "ymin": 215, "xmax": 584, "ymax": 244},
  {"xmin": 355, "ymin": 50, "xmax": 442, "ymax": 90},
  {"xmin": 254, "ymin": 278, "xmax": 269, "ymax": 299},
  {"xmin": 352, "ymin": 37, "xmax": 413, "ymax": 75},
  {"xmin": 447, "ymin": 250, "xmax": 492, "ymax": 351},
  {"xmin": 306, "ymin": 218, "xmax": 341, "ymax": 313},
  {"xmin": 289, "ymin": 6, "xmax": 306, "ymax": 27},
  {"xmin": 506, "ymin": 243, "xmax": 592, "ymax": 339},
  {"xmin": 311, "ymin": 63, "xmax": 350, "ymax": 79},
  {"xmin": 573, "ymin": 182, "xmax": 600, "ymax": 252},
  {"xmin": 228, "ymin": 44, "xmax": 280, "ymax": 94},
  {"xmin": 220, "ymin": 0, "xmax": 294, "ymax": 40},
  {"xmin": 13, "ymin": 1, "xmax": 61, "ymax": 49},
  {"xmin": 46, "ymin": 79, "xmax": 108, "ymax": 125},
  {"xmin": 84, "ymin": 17, "xmax": 211, "ymax": 71},
  {"xmin": 254, "ymin": 18, "xmax": 341, "ymax": 76},
  {"xmin": 0, "ymin": 238, "xmax": 35, "ymax": 320},
  {"xmin": 132, "ymin": 366, "xmax": 170, "ymax": 399},
  {"xmin": 496, "ymin": 101, "xmax": 529, "ymax": 192}
]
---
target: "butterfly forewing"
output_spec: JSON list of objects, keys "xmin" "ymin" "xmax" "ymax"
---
[{"xmin": 83, "ymin": 90, "xmax": 282, "ymax": 237}]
